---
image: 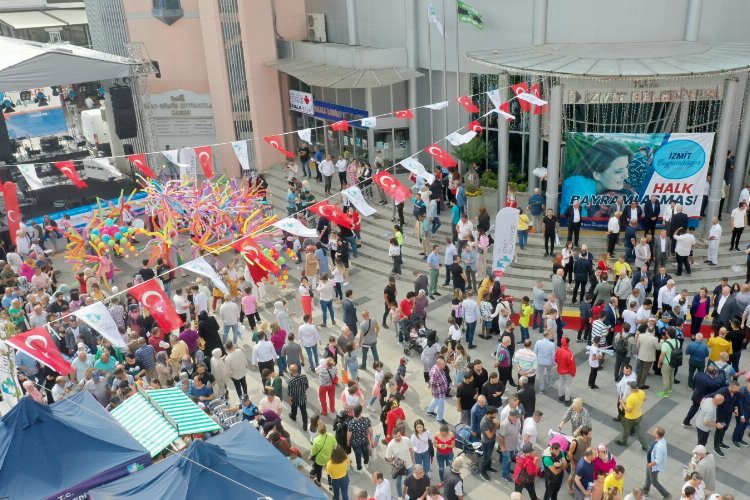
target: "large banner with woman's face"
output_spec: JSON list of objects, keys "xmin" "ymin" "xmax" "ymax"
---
[{"xmin": 560, "ymin": 132, "xmax": 714, "ymax": 229}]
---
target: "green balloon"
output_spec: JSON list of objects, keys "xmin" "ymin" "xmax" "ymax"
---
[
  {"xmin": 277, "ymin": 257, "xmax": 285, "ymax": 265},
  {"xmin": 107, "ymin": 240, "xmax": 115, "ymax": 246}
]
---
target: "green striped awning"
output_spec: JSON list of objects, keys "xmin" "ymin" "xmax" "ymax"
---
[
  {"xmin": 110, "ymin": 387, "xmax": 221, "ymax": 457},
  {"xmin": 147, "ymin": 388, "xmax": 222, "ymax": 435},
  {"xmin": 111, "ymin": 392, "xmax": 179, "ymax": 457}
]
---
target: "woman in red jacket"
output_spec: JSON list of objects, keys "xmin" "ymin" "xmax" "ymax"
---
[{"xmin": 554, "ymin": 337, "xmax": 577, "ymax": 405}]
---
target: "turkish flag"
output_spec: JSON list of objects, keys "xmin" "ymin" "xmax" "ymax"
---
[
  {"xmin": 7, "ymin": 327, "xmax": 74, "ymax": 375},
  {"xmin": 2, "ymin": 182, "xmax": 20, "ymax": 245},
  {"xmin": 512, "ymin": 82, "xmax": 531, "ymax": 112},
  {"xmin": 194, "ymin": 145, "xmax": 214, "ymax": 178},
  {"xmin": 373, "ymin": 171, "xmax": 410, "ymax": 204},
  {"xmin": 308, "ymin": 201, "xmax": 354, "ymax": 229},
  {"xmin": 529, "ymin": 83, "xmax": 549, "ymax": 115},
  {"xmin": 468, "ymin": 120, "xmax": 483, "ymax": 133},
  {"xmin": 457, "ymin": 96, "xmax": 479, "ymax": 113},
  {"xmin": 232, "ymin": 235, "xmax": 281, "ymax": 274},
  {"xmin": 394, "ymin": 109, "xmax": 414, "ymax": 119},
  {"xmin": 263, "ymin": 135, "xmax": 295, "ymax": 158},
  {"xmin": 425, "ymin": 144, "xmax": 458, "ymax": 168},
  {"xmin": 127, "ymin": 154, "xmax": 156, "ymax": 179},
  {"xmin": 330, "ymin": 120, "xmax": 349, "ymax": 132},
  {"xmin": 246, "ymin": 261, "xmax": 269, "ymax": 284},
  {"xmin": 130, "ymin": 279, "xmax": 184, "ymax": 332},
  {"xmin": 53, "ymin": 161, "xmax": 87, "ymax": 189}
]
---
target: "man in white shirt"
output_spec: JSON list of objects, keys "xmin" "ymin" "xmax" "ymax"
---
[
  {"xmin": 662, "ymin": 201, "xmax": 675, "ymax": 253},
  {"xmin": 622, "ymin": 301, "xmax": 638, "ymax": 334},
  {"xmin": 615, "ymin": 364, "xmax": 637, "ymax": 419},
  {"xmin": 706, "ymin": 217, "xmax": 721, "ymax": 266},
  {"xmin": 225, "ymin": 341, "xmax": 249, "ymax": 397},
  {"xmin": 219, "ymin": 299, "xmax": 241, "ymax": 344},
  {"xmin": 318, "ymin": 154, "xmax": 335, "ymax": 195},
  {"xmin": 673, "ymin": 227, "xmax": 696, "ymax": 276},
  {"xmin": 636, "ymin": 301, "xmax": 653, "ymax": 326},
  {"xmin": 739, "ymin": 183, "xmax": 750, "ymax": 206},
  {"xmin": 455, "ymin": 214, "xmax": 473, "ymax": 255},
  {"xmin": 730, "ymin": 201, "xmax": 747, "ymax": 252},
  {"xmin": 172, "ymin": 289, "xmax": 191, "ymax": 324},
  {"xmin": 335, "ymin": 154, "xmax": 348, "ymax": 190},
  {"xmin": 462, "ymin": 290, "xmax": 482, "ymax": 349},
  {"xmin": 371, "ymin": 471, "xmax": 393, "ymax": 500},
  {"xmin": 607, "ymin": 212, "xmax": 621, "ymax": 257},
  {"xmin": 298, "ymin": 314, "xmax": 321, "ymax": 368},
  {"xmin": 443, "ymin": 239, "xmax": 458, "ymax": 287},
  {"xmin": 658, "ymin": 280, "xmax": 676, "ymax": 311},
  {"xmin": 251, "ymin": 331, "xmax": 277, "ymax": 378},
  {"xmin": 522, "ymin": 410, "xmax": 543, "ymax": 446},
  {"xmin": 191, "ymin": 285, "xmax": 209, "ymax": 316}
]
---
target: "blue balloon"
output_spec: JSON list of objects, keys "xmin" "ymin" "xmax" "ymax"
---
[
  {"xmin": 119, "ymin": 226, "xmax": 128, "ymax": 233},
  {"xmin": 114, "ymin": 232, "xmax": 122, "ymax": 240},
  {"xmin": 102, "ymin": 234, "xmax": 111, "ymax": 242}
]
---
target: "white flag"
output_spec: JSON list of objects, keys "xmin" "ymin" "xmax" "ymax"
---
[
  {"xmin": 516, "ymin": 92, "xmax": 548, "ymax": 107},
  {"xmin": 486, "ymin": 90, "xmax": 501, "ymax": 109},
  {"xmin": 182, "ymin": 256, "xmax": 230, "ymax": 295},
  {"xmin": 447, "ymin": 131, "xmax": 477, "ymax": 146},
  {"xmin": 73, "ymin": 302, "xmax": 127, "ymax": 348},
  {"xmin": 0, "ymin": 342, "xmax": 20, "ymax": 407},
  {"xmin": 16, "ymin": 164, "xmax": 44, "ymax": 190},
  {"xmin": 297, "ymin": 128, "xmax": 312, "ymax": 144},
  {"xmin": 495, "ymin": 108, "xmax": 515, "ymax": 121},
  {"xmin": 232, "ymin": 140, "xmax": 251, "ymax": 172},
  {"xmin": 492, "ymin": 207, "xmax": 520, "ymax": 277},
  {"xmin": 162, "ymin": 149, "xmax": 180, "ymax": 165},
  {"xmin": 425, "ymin": 101, "xmax": 449, "ymax": 110},
  {"xmin": 360, "ymin": 117, "xmax": 377, "ymax": 128},
  {"xmin": 400, "ymin": 157, "xmax": 435, "ymax": 184},
  {"xmin": 272, "ymin": 217, "xmax": 320, "ymax": 238},
  {"xmin": 427, "ymin": 1, "xmax": 445, "ymax": 36},
  {"xmin": 87, "ymin": 158, "xmax": 124, "ymax": 179},
  {"xmin": 342, "ymin": 186, "xmax": 377, "ymax": 216}
]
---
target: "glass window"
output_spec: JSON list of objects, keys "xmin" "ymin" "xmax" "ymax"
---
[
  {"xmin": 153, "ymin": 0, "xmax": 181, "ymax": 9},
  {"xmin": 152, "ymin": 0, "xmax": 183, "ymax": 25}
]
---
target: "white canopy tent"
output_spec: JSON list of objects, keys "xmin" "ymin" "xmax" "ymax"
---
[{"xmin": 0, "ymin": 36, "xmax": 138, "ymax": 91}]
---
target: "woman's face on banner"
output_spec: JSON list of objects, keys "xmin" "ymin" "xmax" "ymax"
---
[{"xmin": 594, "ymin": 155, "xmax": 629, "ymax": 192}]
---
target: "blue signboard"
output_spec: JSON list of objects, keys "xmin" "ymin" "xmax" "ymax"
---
[{"xmin": 313, "ymin": 99, "xmax": 368, "ymax": 123}]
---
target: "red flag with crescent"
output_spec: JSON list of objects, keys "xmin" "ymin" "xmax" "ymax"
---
[
  {"xmin": 263, "ymin": 135, "xmax": 296, "ymax": 158},
  {"xmin": 457, "ymin": 96, "xmax": 479, "ymax": 113},
  {"xmin": 394, "ymin": 109, "xmax": 414, "ymax": 120},
  {"xmin": 330, "ymin": 120, "xmax": 349, "ymax": 132},
  {"xmin": 1, "ymin": 182, "xmax": 21, "ymax": 245},
  {"xmin": 232, "ymin": 235, "xmax": 281, "ymax": 274},
  {"xmin": 499, "ymin": 101, "xmax": 512, "ymax": 116},
  {"xmin": 308, "ymin": 201, "xmax": 354, "ymax": 229},
  {"xmin": 53, "ymin": 161, "xmax": 87, "ymax": 189},
  {"xmin": 126, "ymin": 154, "xmax": 156, "ymax": 179},
  {"xmin": 468, "ymin": 120, "xmax": 483, "ymax": 133},
  {"xmin": 512, "ymin": 82, "xmax": 531, "ymax": 112},
  {"xmin": 372, "ymin": 171, "xmax": 410, "ymax": 204},
  {"xmin": 7, "ymin": 326, "xmax": 74, "ymax": 375},
  {"xmin": 130, "ymin": 279, "xmax": 183, "ymax": 332},
  {"xmin": 425, "ymin": 144, "xmax": 458, "ymax": 168},
  {"xmin": 529, "ymin": 83, "xmax": 549, "ymax": 115},
  {"xmin": 194, "ymin": 145, "xmax": 214, "ymax": 178},
  {"xmin": 246, "ymin": 262, "xmax": 269, "ymax": 284}
]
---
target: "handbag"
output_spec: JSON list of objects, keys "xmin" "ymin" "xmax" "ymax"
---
[
  {"xmin": 311, "ymin": 435, "xmax": 329, "ymax": 463},
  {"xmin": 342, "ymin": 369, "xmax": 350, "ymax": 384},
  {"xmin": 390, "ymin": 457, "xmax": 406, "ymax": 479},
  {"xmin": 327, "ymin": 368, "xmax": 339, "ymax": 386},
  {"xmin": 427, "ymin": 438, "xmax": 435, "ymax": 458}
]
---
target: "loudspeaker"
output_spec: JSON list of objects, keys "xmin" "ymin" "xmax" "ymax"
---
[
  {"xmin": 109, "ymin": 86, "xmax": 138, "ymax": 139},
  {"xmin": 0, "ymin": 113, "xmax": 13, "ymax": 164}
]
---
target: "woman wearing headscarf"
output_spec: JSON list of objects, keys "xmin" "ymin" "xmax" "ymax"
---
[
  {"xmin": 210, "ymin": 348, "xmax": 229, "ymax": 400},
  {"xmin": 198, "ymin": 310, "xmax": 224, "ymax": 367},
  {"xmin": 155, "ymin": 351, "xmax": 173, "ymax": 388},
  {"xmin": 273, "ymin": 301, "xmax": 294, "ymax": 333},
  {"xmin": 22, "ymin": 380, "xmax": 44, "ymax": 403}
]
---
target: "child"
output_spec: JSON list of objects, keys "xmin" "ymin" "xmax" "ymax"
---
[
  {"xmin": 369, "ymin": 361, "xmax": 385, "ymax": 409},
  {"xmin": 424, "ymin": 485, "xmax": 445, "ymax": 500},
  {"xmin": 324, "ymin": 336, "xmax": 338, "ymax": 364},
  {"xmin": 387, "ymin": 302, "xmax": 399, "ymax": 331},
  {"xmin": 289, "ymin": 447, "xmax": 305, "ymax": 470},
  {"xmin": 479, "ymin": 296, "xmax": 494, "ymax": 339},
  {"xmin": 451, "ymin": 298, "xmax": 464, "ymax": 328},
  {"xmin": 518, "ymin": 296, "xmax": 533, "ymax": 342},
  {"xmin": 447, "ymin": 317, "xmax": 462, "ymax": 343},
  {"xmin": 578, "ymin": 294, "xmax": 594, "ymax": 343},
  {"xmin": 308, "ymin": 415, "xmax": 320, "ymax": 443},
  {"xmin": 395, "ymin": 357, "xmax": 409, "ymax": 395}
]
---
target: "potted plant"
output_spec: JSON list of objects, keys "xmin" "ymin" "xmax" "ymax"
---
[{"xmin": 452, "ymin": 138, "xmax": 488, "ymax": 196}]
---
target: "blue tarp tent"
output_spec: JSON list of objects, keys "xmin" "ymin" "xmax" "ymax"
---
[
  {"xmin": 0, "ymin": 392, "xmax": 151, "ymax": 500},
  {"xmin": 89, "ymin": 422, "xmax": 327, "ymax": 500}
]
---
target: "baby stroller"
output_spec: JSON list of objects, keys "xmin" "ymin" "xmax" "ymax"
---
[
  {"xmin": 403, "ymin": 328, "xmax": 427, "ymax": 356},
  {"xmin": 453, "ymin": 423, "xmax": 482, "ymax": 474}
]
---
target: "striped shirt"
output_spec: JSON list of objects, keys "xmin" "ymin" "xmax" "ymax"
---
[
  {"xmin": 591, "ymin": 319, "xmax": 609, "ymax": 341},
  {"xmin": 287, "ymin": 374, "xmax": 309, "ymax": 404},
  {"xmin": 513, "ymin": 348, "xmax": 538, "ymax": 377}
]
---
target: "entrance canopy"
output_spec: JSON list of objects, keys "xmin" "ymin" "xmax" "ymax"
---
[
  {"xmin": 0, "ymin": 35, "xmax": 138, "ymax": 91},
  {"xmin": 466, "ymin": 41, "xmax": 750, "ymax": 79},
  {"xmin": 269, "ymin": 57, "xmax": 422, "ymax": 88}
]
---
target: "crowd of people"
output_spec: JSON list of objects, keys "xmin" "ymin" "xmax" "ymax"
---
[{"xmin": 4, "ymin": 145, "xmax": 748, "ymax": 500}]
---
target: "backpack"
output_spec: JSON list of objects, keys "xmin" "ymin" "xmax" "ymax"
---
[
  {"xmin": 667, "ymin": 339, "xmax": 683, "ymax": 368},
  {"xmin": 334, "ymin": 413, "xmax": 352, "ymax": 450},
  {"xmin": 614, "ymin": 335, "xmax": 628, "ymax": 357},
  {"xmin": 708, "ymin": 361, "xmax": 729, "ymax": 386},
  {"xmin": 515, "ymin": 461, "xmax": 535, "ymax": 486}
]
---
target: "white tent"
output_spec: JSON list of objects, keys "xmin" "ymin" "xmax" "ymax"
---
[{"xmin": 0, "ymin": 36, "xmax": 137, "ymax": 91}]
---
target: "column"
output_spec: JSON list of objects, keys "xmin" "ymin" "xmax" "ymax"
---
[
  {"xmin": 705, "ymin": 77, "xmax": 739, "ymax": 237},
  {"xmin": 545, "ymin": 82, "xmax": 563, "ymax": 215},
  {"xmin": 532, "ymin": 0, "xmax": 548, "ymax": 45},
  {"xmin": 528, "ymin": 112, "xmax": 541, "ymax": 194},
  {"xmin": 346, "ymin": 0, "xmax": 359, "ymax": 45},
  {"xmin": 497, "ymin": 73, "xmax": 510, "ymax": 208},
  {"xmin": 684, "ymin": 0, "xmax": 703, "ymax": 42},
  {"xmin": 677, "ymin": 101, "xmax": 690, "ymax": 132},
  {"xmin": 366, "ymin": 88, "xmax": 376, "ymax": 161},
  {"xmin": 405, "ymin": 0, "xmax": 419, "ymax": 155},
  {"xmin": 730, "ymin": 81, "xmax": 750, "ymax": 209}
]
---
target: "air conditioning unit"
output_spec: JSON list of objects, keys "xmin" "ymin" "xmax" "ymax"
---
[{"xmin": 307, "ymin": 13, "xmax": 327, "ymax": 43}]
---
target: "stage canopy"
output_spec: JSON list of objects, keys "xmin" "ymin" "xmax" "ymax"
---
[
  {"xmin": 0, "ymin": 35, "xmax": 138, "ymax": 91},
  {"xmin": 0, "ymin": 392, "xmax": 151, "ymax": 500},
  {"xmin": 88, "ymin": 422, "xmax": 328, "ymax": 500}
]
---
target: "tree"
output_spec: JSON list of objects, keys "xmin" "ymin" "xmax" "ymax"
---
[{"xmin": 452, "ymin": 138, "xmax": 488, "ymax": 194}]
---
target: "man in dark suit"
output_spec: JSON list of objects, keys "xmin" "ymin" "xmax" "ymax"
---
[
  {"xmin": 632, "ymin": 265, "xmax": 652, "ymax": 295},
  {"xmin": 652, "ymin": 266, "xmax": 672, "ymax": 314},
  {"xmin": 564, "ymin": 200, "xmax": 583, "ymax": 247},
  {"xmin": 643, "ymin": 195, "xmax": 661, "ymax": 237},
  {"xmin": 604, "ymin": 297, "xmax": 618, "ymax": 346},
  {"xmin": 620, "ymin": 199, "xmax": 643, "ymax": 228},
  {"xmin": 669, "ymin": 205, "xmax": 689, "ymax": 255},
  {"xmin": 609, "ymin": 196, "xmax": 626, "ymax": 218},
  {"xmin": 572, "ymin": 251, "xmax": 593, "ymax": 304}
]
